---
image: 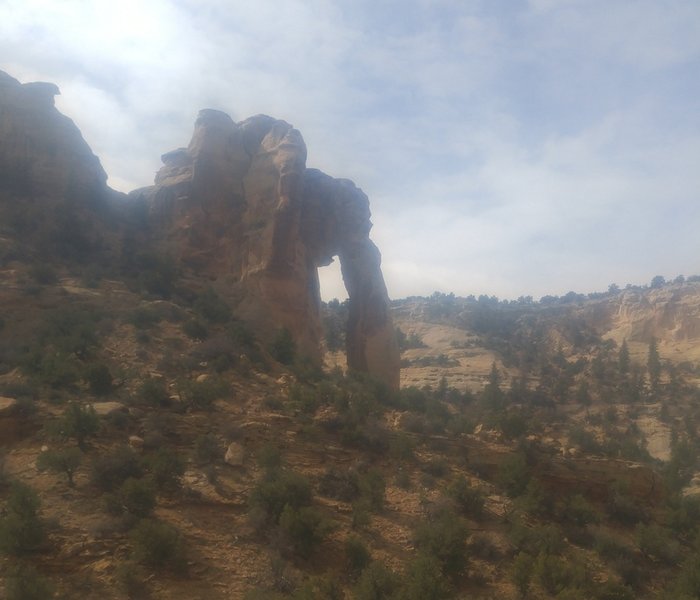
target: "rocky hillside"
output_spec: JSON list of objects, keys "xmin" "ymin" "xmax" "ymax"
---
[{"xmin": 3, "ymin": 69, "xmax": 700, "ymax": 600}]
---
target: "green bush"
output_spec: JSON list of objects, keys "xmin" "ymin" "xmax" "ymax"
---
[
  {"xmin": 509, "ymin": 522, "xmax": 565, "ymax": 556},
  {"xmin": 179, "ymin": 376, "xmax": 229, "ymax": 410},
  {"xmin": 512, "ymin": 552, "xmax": 534, "ymax": 598},
  {"xmin": 129, "ymin": 307, "xmax": 161, "ymax": 330},
  {"xmin": 318, "ymin": 468, "xmax": 360, "ymax": 502},
  {"xmin": 271, "ymin": 328, "xmax": 295, "ymax": 365},
  {"xmin": 561, "ymin": 494, "xmax": 599, "ymax": 527},
  {"xmin": 447, "ymin": 476, "xmax": 484, "ymax": 519},
  {"xmin": 497, "ymin": 453, "xmax": 531, "ymax": 498},
  {"xmin": 91, "ymin": 446, "xmax": 142, "ymax": 492},
  {"xmin": 115, "ymin": 561, "xmax": 148, "ymax": 598},
  {"xmin": 345, "ymin": 536, "xmax": 371, "ymax": 576},
  {"xmin": 400, "ymin": 555, "xmax": 451, "ymax": 600},
  {"xmin": 517, "ymin": 480, "xmax": 555, "ymax": 518},
  {"xmin": 145, "ymin": 448, "xmax": 185, "ymax": 493},
  {"xmin": 182, "ymin": 318, "xmax": 209, "ymax": 341},
  {"xmin": 194, "ymin": 433, "xmax": 220, "ymax": 465},
  {"xmin": 36, "ymin": 447, "xmax": 82, "ymax": 487},
  {"xmin": 414, "ymin": 509, "xmax": 468, "ymax": 579},
  {"xmin": 4, "ymin": 563, "xmax": 54, "ymax": 600},
  {"xmin": 30, "ymin": 263, "xmax": 58, "ymax": 285},
  {"xmin": 130, "ymin": 519, "xmax": 186, "ymax": 570},
  {"xmin": 636, "ymin": 523, "xmax": 680, "ymax": 565},
  {"xmin": 106, "ymin": 478, "xmax": 156, "ymax": 519},
  {"xmin": 138, "ymin": 377, "xmax": 171, "ymax": 407},
  {"xmin": 534, "ymin": 553, "xmax": 586, "ymax": 596},
  {"xmin": 0, "ymin": 482, "xmax": 45, "ymax": 555},
  {"xmin": 249, "ymin": 470, "xmax": 313, "ymax": 527},
  {"xmin": 353, "ymin": 562, "xmax": 399, "ymax": 600},
  {"xmin": 85, "ymin": 363, "xmax": 113, "ymax": 395},
  {"xmin": 607, "ymin": 483, "xmax": 647, "ymax": 526},
  {"xmin": 193, "ymin": 288, "xmax": 231, "ymax": 324},
  {"xmin": 595, "ymin": 581, "xmax": 635, "ymax": 600},
  {"xmin": 278, "ymin": 504, "xmax": 332, "ymax": 559},
  {"xmin": 357, "ymin": 469, "xmax": 385, "ymax": 513},
  {"xmin": 55, "ymin": 402, "xmax": 99, "ymax": 449}
]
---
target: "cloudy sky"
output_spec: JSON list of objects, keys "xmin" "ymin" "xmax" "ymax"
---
[{"xmin": 2, "ymin": 0, "xmax": 699, "ymax": 301}]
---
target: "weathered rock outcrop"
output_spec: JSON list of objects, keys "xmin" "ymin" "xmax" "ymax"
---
[
  {"xmin": 0, "ymin": 70, "xmax": 116, "ymax": 262},
  {"xmin": 132, "ymin": 110, "xmax": 399, "ymax": 388},
  {"xmin": 0, "ymin": 70, "xmax": 107, "ymax": 203},
  {"xmin": 0, "ymin": 71, "xmax": 399, "ymax": 388}
]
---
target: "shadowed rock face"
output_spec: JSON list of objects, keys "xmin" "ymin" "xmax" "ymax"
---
[
  {"xmin": 0, "ymin": 71, "xmax": 107, "ymax": 202},
  {"xmin": 134, "ymin": 111, "xmax": 400, "ymax": 388}
]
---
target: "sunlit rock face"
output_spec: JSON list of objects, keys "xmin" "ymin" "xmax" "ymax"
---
[{"xmin": 133, "ymin": 110, "xmax": 400, "ymax": 389}]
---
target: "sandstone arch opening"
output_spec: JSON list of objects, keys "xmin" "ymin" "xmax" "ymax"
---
[{"xmin": 318, "ymin": 259, "xmax": 349, "ymax": 365}]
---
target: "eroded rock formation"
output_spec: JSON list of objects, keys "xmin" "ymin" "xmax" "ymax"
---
[
  {"xmin": 0, "ymin": 70, "xmax": 108, "ymax": 203},
  {"xmin": 134, "ymin": 110, "xmax": 400, "ymax": 388},
  {"xmin": 0, "ymin": 70, "xmax": 399, "ymax": 388}
]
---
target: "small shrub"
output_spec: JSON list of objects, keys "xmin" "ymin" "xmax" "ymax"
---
[
  {"xmin": 561, "ymin": 494, "xmax": 599, "ymax": 527},
  {"xmin": 354, "ymin": 562, "xmax": 399, "ymax": 600},
  {"xmin": 115, "ymin": 562, "xmax": 148, "ymax": 598},
  {"xmin": 36, "ymin": 447, "xmax": 82, "ymax": 486},
  {"xmin": 91, "ymin": 446, "xmax": 142, "ymax": 492},
  {"xmin": 607, "ymin": 483, "xmax": 647, "ymax": 526},
  {"xmin": 422, "ymin": 458, "xmax": 449, "ymax": 479},
  {"xmin": 85, "ymin": 363, "xmax": 113, "ymax": 396},
  {"xmin": 517, "ymin": 480, "xmax": 555, "ymax": 518},
  {"xmin": 414, "ymin": 509, "xmax": 468, "ymax": 579},
  {"xmin": 249, "ymin": 470, "xmax": 312, "ymax": 527},
  {"xmin": 106, "ymin": 478, "xmax": 156, "ymax": 520},
  {"xmin": 138, "ymin": 377, "xmax": 171, "ymax": 407},
  {"xmin": 636, "ymin": 523, "xmax": 680, "ymax": 565},
  {"xmin": 389, "ymin": 432, "xmax": 415, "ymax": 461},
  {"xmin": 351, "ymin": 500, "xmax": 372, "ymax": 530},
  {"xmin": 182, "ymin": 319, "xmax": 209, "ymax": 341},
  {"xmin": 145, "ymin": 448, "xmax": 185, "ymax": 493},
  {"xmin": 318, "ymin": 468, "xmax": 359, "ymax": 502},
  {"xmin": 193, "ymin": 288, "xmax": 231, "ymax": 324},
  {"xmin": 345, "ymin": 535, "xmax": 371, "ymax": 576},
  {"xmin": 497, "ymin": 453, "xmax": 531, "ymax": 498},
  {"xmin": 399, "ymin": 554, "xmax": 451, "ymax": 600},
  {"xmin": 357, "ymin": 469, "xmax": 385, "ymax": 513},
  {"xmin": 4, "ymin": 563, "xmax": 54, "ymax": 600},
  {"xmin": 179, "ymin": 376, "xmax": 229, "ymax": 410},
  {"xmin": 534, "ymin": 553, "xmax": 586, "ymax": 596},
  {"xmin": 30, "ymin": 263, "xmax": 58, "ymax": 285},
  {"xmin": 271, "ymin": 328, "xmax": 295, "ymax": 365},
  {"xmin": 512, "ymin": 551, "xmax": 534, "ymax": 598},
  {"xmin": 278, "ymin": 504, "xmax": 332, "ymax": 559},
  {"xmin": 0, "ymin": 482, "xmax": 45, "ymax": 555},
  {"xmin": 447, "ymin": 476, "xmax": 484, "ymax": 519},
  {"xmin": 595, "ymin": 581, "xmax": 635, "ymax": 600},
  {"xmin": 130, "ymin": 519, "xmax": 187, "ymax": 570},
  {"xmin": 129, "ymin": 307, "xmax": 161, "ymax": 330},
  {"xmin": 55, "ymin": 402, "xmax": 99, "ymax": 449},
  {"xmin": 194, "ymin": 433, "xmax": 220, "ymax": 465},
  {"xmin": 258, "ymin": 444, "xmax": 283, "ymax": 472}
]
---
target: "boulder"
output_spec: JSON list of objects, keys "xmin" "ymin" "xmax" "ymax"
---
[
  {"xmin": 0, "ymin": 396, "xmax": 18, "ymax": 417},
  {"xmin": 91, "ymin": 402, "xmax": 128, "ymax": 418},
  {"xmin": 224, "ymin": 442, "xmax": 245, "ymax": 467}
]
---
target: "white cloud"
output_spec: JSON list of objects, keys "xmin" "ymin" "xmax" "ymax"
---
[{"xmin": 1, "ymin": 0, "xmax": 699, "ymax": 300}]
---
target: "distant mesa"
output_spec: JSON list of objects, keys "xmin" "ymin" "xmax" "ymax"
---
[{"xmin": 0, "ymin": 70, "xmax": 400, "ymax": 389}]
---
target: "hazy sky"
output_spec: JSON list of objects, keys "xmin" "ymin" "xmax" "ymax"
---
[{"xmin": 2, "ymin": 0, "xmax": 699, "ymax": 300}]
